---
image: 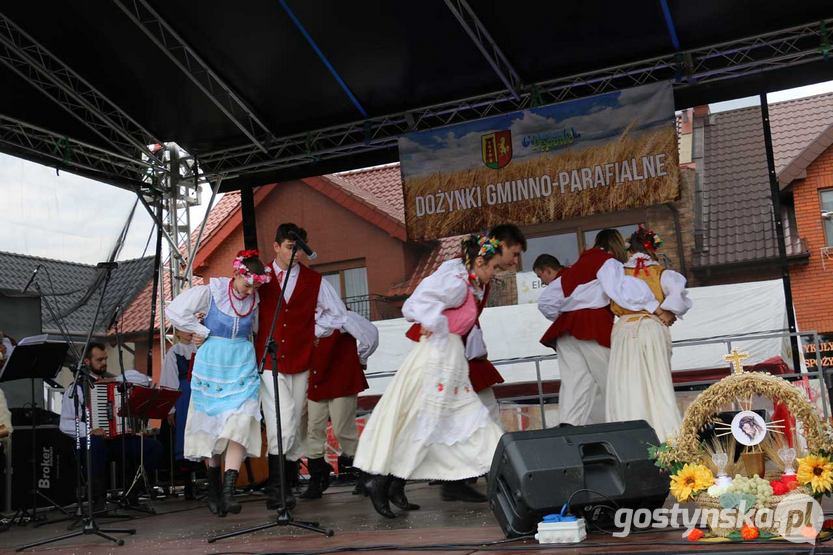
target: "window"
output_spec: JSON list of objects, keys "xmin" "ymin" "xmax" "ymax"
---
[
  {"xmin": 322, "ymin": 267, "xmax": 370, "ymax": 319},
  {"xmin": 518, "ymin": 223, "xmax": 640, "ymax": 271},
  {"xmin": 521, "ymin": 232, "xmax": 580, "ymax": 270},
  {"xmin": 583, "ymin": 224, "xmax": 639, "ymax": 250},
  {"xmin": 821, "ymin": 190, "xmax": 833, "ymax": 246}
]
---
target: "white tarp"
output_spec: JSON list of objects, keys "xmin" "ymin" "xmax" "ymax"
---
[{"xmin": 364, "ymin": 279, "xmax": 789, "ymax": 396}]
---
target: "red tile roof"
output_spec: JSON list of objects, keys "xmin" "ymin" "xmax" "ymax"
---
[
  {"xmin": 336, "ymin": 163, "xmax": 405, "ymax": 224},
  {"xmin": 770, "ymin": 92, "xmax": 833, "ymax": 186},
  {"xmin": 118, "ymin": 271, "xmax": 204, "ymax": 335}
]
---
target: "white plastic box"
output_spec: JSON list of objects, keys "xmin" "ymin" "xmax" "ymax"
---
[{"xmin": 535, "ymin": 516, "xmax": 587, "ymax": 544}]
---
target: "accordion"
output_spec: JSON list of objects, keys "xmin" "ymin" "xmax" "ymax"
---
[{"xmin": 88, "ymin": 381, "xmax": 139, "ymax": 438}]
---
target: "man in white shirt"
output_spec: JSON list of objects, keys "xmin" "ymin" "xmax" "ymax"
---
[{"xmin": 60, "ymin": 342, "xmax": 162, "ymax": 506}]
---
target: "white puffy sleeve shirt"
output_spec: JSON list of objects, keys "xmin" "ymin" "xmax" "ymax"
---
[
  {"xmin": 402, "ymin": 259, "xmax": 470, "ymax": 341},
  {"xmin": 164, "ymin": 278, "xmax": 261, "ymax": 338},
  {"xmin": 660, "ymin": 269, "xmax": 692, "ymax": 317},
  {"xmin": 343, "ymin": 311, "xmax": 379, "ymax": 365},
  {"xmin": 537, "ymin": 259, "xmax": 658, "ymax": 322}
]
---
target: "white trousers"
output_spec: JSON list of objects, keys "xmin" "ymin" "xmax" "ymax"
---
[
  {"xmin": 306, "ymin": 395, "xmax": 359, "ymax": 459},
  {"xmin": 556, "ymin": 335, "xmax": 610, "ymax": 426},
  {"xmin": 260, "ymin": 370, "xmax": 308, "ymax": 461}
]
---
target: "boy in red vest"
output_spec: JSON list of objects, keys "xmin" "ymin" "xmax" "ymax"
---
[
  {"xmin": 255, "ymin": 223, "xmax": 348, "ymax": 509},
  {"xmin": 538, "ymin": 229, "xmax": 673, "ymax": 427},
  {"xmin": 300, "ymin": 310, "xmax": 377, "ymax": 500}
]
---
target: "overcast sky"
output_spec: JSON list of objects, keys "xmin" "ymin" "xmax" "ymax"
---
[
  {"xmin": 1, "ymin": 80, "xmax": 832, "ymax": 266},
  {"xmin": 0, "ymin": 153, "xmax": 215, "ymax": 265}
]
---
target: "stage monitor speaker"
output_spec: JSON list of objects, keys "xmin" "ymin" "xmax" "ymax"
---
[
  {"xmin": 487, "ymin": 420, "xmax": 669, "ymax": 537},
  {"xmin": 0, "ymin": 290, "xmax": 43, "ymax": 409}
]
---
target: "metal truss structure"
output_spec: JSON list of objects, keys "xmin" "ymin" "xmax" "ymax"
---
[
  {"xmin": 113, "ymin": 0, "xmax": 276, "ymax": 153},
  {"xmin": 2, "ymin": 17, "xmax": 831, "ymax": 191},
  {"xmin": 195, "ymin": 18, "xmax": 833, "ymax": 181},
  {"xmin": 0, "ymin": 12, "xmax": 164, "ymax": 165},
  {"xmin": 443, "ymin": 0, "xmax": 523, "ymax": 100}
]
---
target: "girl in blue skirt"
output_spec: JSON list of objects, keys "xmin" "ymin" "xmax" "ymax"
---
[{"xmin": 165, "ymin": 250, "xmax": 271, "ymax": 516}]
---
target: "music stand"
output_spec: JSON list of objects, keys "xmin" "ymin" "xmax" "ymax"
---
[
  {"xmin": 0, "ymin": 341, "xmax": 68, "ymax": 524},
  {"xmin": 119, "ymin": 385, "xmax": 180, "ymax": 513}
]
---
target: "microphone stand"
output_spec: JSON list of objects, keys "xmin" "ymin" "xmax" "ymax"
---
[
  {"xmin": 112, "ymin": 307, "xmax": 154, "ymax": 515},
  {"xmin": 208, "ymin": 245, "xmax": 333, "ymax": 543},
  {"xmin": 17, "ymin": 263, "xmax": 135, "ymax": 551}
]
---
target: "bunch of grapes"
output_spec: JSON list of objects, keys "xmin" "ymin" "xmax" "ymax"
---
[{"xmin": 728, "ymin": 475, "xmax": 774, "ymax": 507}]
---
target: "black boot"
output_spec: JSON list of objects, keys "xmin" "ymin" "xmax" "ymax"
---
[
  {"xmin": 265, "ymin": 455, "xmax": 297, "ymax": 510},
  {"xmin": 388, "ymin": 477, "xmax": 420, "ymax": 511},
  {"xmin": 286, "ymin": 457, "xmax": 300, "ymax": 489},
  {"xmin": 299, "ymin": 457, "xmax": 328, "ymax": 500},
  {"xmin": 440, "ymin": 479, "xmax": 488, "ymax": 502},
  {"xmin": 352, "ymin": 470, "xmax": 369, "ymax": 496},
  {"xmin": 206, "ymin": 466, "xmax": 221, "ymax": 515},
  {"xmin": 368, "ymin": 475, "xmax": 396, "ymax": 518},
  {"xmin": 218, "ymin": 469, "xmax": 241, "ymax": 516}
]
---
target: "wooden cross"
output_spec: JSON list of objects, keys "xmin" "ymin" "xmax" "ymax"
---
[{"xmin": 723, "ymin": 349, "xmax": 750, "ymax": 374}]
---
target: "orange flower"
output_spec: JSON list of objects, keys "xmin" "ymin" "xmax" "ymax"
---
[
  {"xmin": 687, "ymin": 529, "xmax": 704, "ymax": 541},
  {"xmin": 740, "ymin": 525, "xmax": 759, "ymax": 540}
]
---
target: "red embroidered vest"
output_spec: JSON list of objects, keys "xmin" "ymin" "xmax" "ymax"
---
[
  {"xmin": 308, "ymin": 330, "xmax": 368, "ymax": 401},
  {"xmin": 255, "ymin": 264, "xmax": 322, "ymax": 374},
  {"xmin": 540, "ymin": 248, "xmax": 615, "ymax": 349}
]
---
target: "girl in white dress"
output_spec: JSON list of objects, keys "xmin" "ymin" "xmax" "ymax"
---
[
  {"xmin": 606, "ymin": 226, "xmax": 692, "ymax": 442},
  {"xmin": 354, "ymin": 235, "xmax": 504, "ymax": 518},
  {"xmin": 165, "ymin": 250, "xmax": 271, "ymax": 517}
]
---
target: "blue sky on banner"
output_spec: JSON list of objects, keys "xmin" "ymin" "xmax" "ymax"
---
[{"xmin": 398, "ymin": 82, "xmax": 674, "ymax": 178}]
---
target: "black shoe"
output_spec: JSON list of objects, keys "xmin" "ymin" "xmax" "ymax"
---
[
  {"xmin": 299, "ymin": 457, "xmax": 328, "ymax": 500},
  {"xmin": 368, "ymin": 475, "xmax": 396, "ymax": 518},
  {"xmin": 265, "ymin": 455, "xmax": 297, "ymax": 510},
  {"xmin": 388, "ymin": 477, "xmax": 420, "ymax": 511},
  {"xmin": 206, "ymin": 466, "xmax": 221, "ymax": 515},
  {"xmin": 440, "ymin": 480, "xmax": 488, "ymax": 503},
  {"xmin": 219, "ymin": 469, "xmax": 241, "ymax": 517},
  {"xmin": 352, "ymin": 471, "xmax": 369, "ymax": 496}
]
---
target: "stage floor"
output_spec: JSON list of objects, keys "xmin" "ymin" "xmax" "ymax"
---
[{"xmin": 2, "ymin": 481, "xmax": 832, "ymax": 554}]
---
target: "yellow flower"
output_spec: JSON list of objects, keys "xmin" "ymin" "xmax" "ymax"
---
[
  {"xmin": 670, "ymin": 464, "xmax": 715, "ymax": 502},
  {"xmin": 797, "ymin": 454, "xmax": 833, "ymax": 494}
]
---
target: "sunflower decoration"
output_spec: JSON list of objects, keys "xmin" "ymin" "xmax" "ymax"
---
[
  {"xmin": 670, "ymin": 463, "xmax": 715, "ymax": 502},
  {"xmin": 797, "ymin": 454, "xmax": 833, "ymax": 495}
]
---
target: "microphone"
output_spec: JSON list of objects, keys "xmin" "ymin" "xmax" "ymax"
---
[
  {"xmin": 288, "ymin": 230, "xmax": 317, "ymax": 260},
  {"xmin": 22, "ymin": 265, "xmax": 41, "ymax": 294}
]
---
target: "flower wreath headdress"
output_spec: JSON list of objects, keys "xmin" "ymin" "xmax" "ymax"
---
[
  {"xmin": 477, "ymin": 236, "xmax": 501, "ymax": 257},
  {"xmin": 630, "ymin": 224, "xmax": 663, "ymax": 252},
  {"xmin": 232, "ymin": 249, "xmax": 272, "ymax": 285}
]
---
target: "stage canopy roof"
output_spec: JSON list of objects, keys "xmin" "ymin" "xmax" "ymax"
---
[{"xmin": 2, "ymin": 0, "xmax": 833, "ymax": 192}]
